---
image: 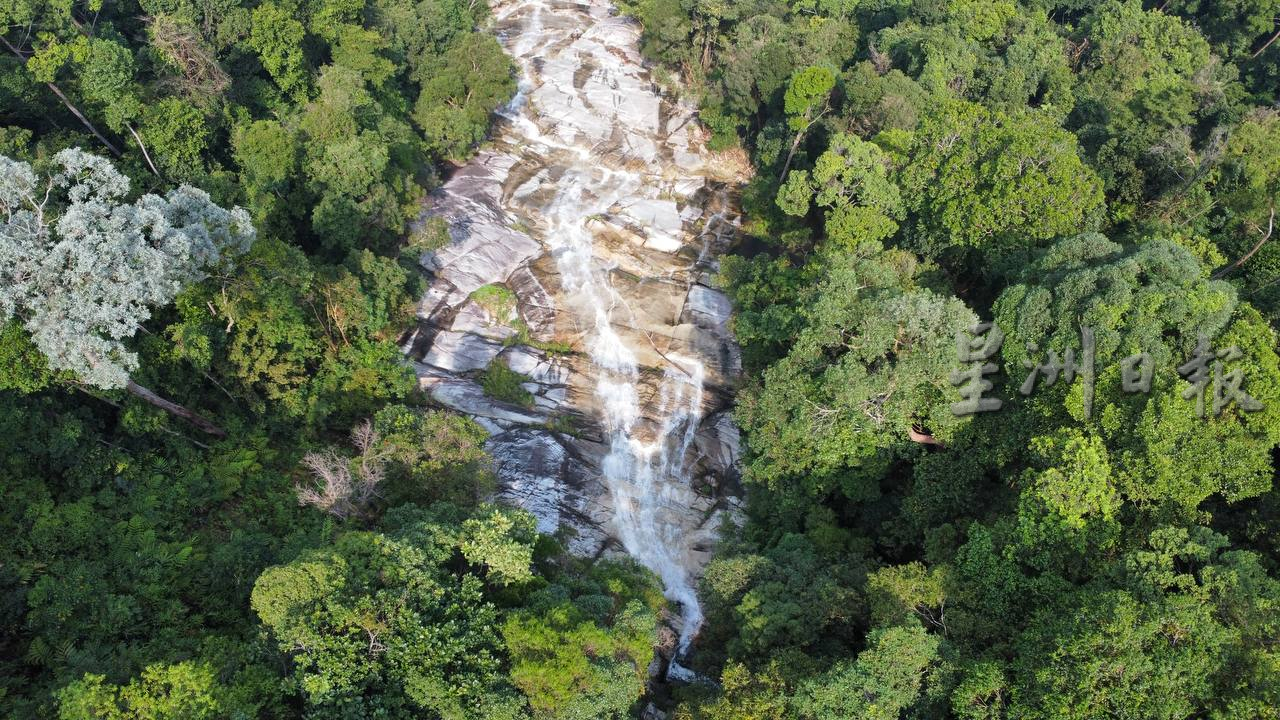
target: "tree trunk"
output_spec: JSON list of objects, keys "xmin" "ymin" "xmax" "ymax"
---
[
  {"xmin": 128, "ymin": 124, "xmax": 163, "ymax": 178},
  {"xmin": 1214, "ymin": 207, "xmax": 1275, "ymax": 280},
  {"xmin": 779, "ymin": 127, "xmax": 807, "ymax": 183},
  {"xmin": 44, "ymin": 81, "xmax": 122, "ymax": 156},
  {"xmin": 908, "ymin": 425, "xmax": 945, "ymax": 448},
  {"xmin": 0, "ymin": 36, "xmax": 122, "ymax": 156},
  {"xmin": 1252, "ymin": 25, "xmax": 1280, "ymax": 59},
  {"xmin": 125, "ymin": 379, "xmax": 226, "ymax": 437}
]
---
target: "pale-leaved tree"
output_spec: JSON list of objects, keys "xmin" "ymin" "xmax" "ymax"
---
[{"xmin": 0, "ymin": 148, "xmax": 254, "ymax": 435}]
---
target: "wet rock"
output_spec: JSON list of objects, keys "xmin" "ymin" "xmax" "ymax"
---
[
  {"xmin": 425, "ymin": 377, "xmax": 547, "ymax": 426},
  {"xmin": 616, "ymin": 198, "xmax": 682, "ymax": 252},
  {"xmin": 490, "ymin": 429, "xmax": 568, "ymax": 533},
  {"xmin": 682, "ymin": 284, "xmax": 732, "ymax": 332},
  {"xmin": 694, "ymin": 411, "xmax": 740, "ymax": 476},
  {"xmin": 491, "ymin": 428, "xmax": 613, "ymax": 556},
  {"xmin": 409, "ymin": 0, "xmax": 745, "ymax": 651},
  {"xmin": 450, "ymin": 301, "xmax": 518, "ymax": 341},
  {"xmin": 422, "ymin": 331, "xmax": 504, "ymax": 373},
  {"xmin": 646, "ymin": 656, "xmax": 665, "ymax": 684},
  {"xmin": 508, "ymin": 265, "xmax": 558, "ymax": 341},
  {"xmin": 641, "ymin": 703, "xmax": 668, "ymax": 720},
  {"xmin": 501, "ymin": 346, "xmax": 569, "ymax": 386}
]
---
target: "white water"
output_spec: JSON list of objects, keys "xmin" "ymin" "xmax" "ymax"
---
[
  {"xmin": 416, "ymin": 0, "xmax": 743, "ymax": 659},
  {"xmin": 535, "ymin": 114, "xmax": 712, "ymax": 655},
  {"xmin": 502, "ymin": 0, "xmax": 714, "ymax": 653}
]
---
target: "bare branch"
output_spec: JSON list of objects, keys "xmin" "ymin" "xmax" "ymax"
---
[
  {"xmin": 127, "ymin": 124, "xmax": 163, "ymax": 179},
  {"xmin": 1251, "ymin": 25, "xmax": 1280, "ymax": 59},
  {"xmin": 1213, "ymin": 206, "xmax": 1275, "ymax": 280},
  {"xmin": 296, "ymin": 420, "xmax": 388, "ymax": 520}
]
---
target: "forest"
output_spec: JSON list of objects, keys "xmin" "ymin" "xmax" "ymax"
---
[{"xmin": 2, "ymin": 0, "xmax": 1280, "ymax": 717}]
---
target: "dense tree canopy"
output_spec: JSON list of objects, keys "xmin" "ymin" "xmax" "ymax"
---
[
  {"xmin": 737, "ymin": 241, "xmax": 975, "ymax": 496},
  {"xmin": 250, "ymin": 505, "xmax": 529, "ymax": 719},
  {"xmin": 1, "ymin": 150, "xmax": 253, "ymax": 391}
]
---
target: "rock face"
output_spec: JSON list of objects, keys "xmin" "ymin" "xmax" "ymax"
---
[{"xmin": 405, "ymin": 0, "xmax": 744, "ymax": 653}]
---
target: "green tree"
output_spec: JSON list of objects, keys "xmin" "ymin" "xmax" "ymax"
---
[
  {"xmin": 1012, "ymin": 589, "xmax": 1226, "ymax": 718},
  {"xmin": 461, "ymin": 508, "xmax": 537, "ymax": 586},
  {"xmin": 776, "ymin": 132, "xmax": 905, "ymax": 247},
  {"xmin": 1163, "ymin": 0, "xmax": 1280, "ymax": 61},
  {"xmin": 372, "ymin": 403, "xmax": 494, "ymax": 505},
  {"xmin": 413, "ymin": 32, "xmax": 515, "ymax": 161},
  {"xmin": 898, "ymin": 101, "xmax": 1105, "ymax": 256},
  {"xmin": 179, "ymin": 237, "xmax": 415, "ymax": 424},
  {"xmin": 248, "ymin": 2, "xmax": 309, "ymax": 100},
  {"xmin": 1069, "ymin": 0, "xmax": 1235, "ymax": 221},
  {"xmin": 865, "ymin": 561, "xmax": 948, "ymax": 630},
  {"xmin": 737, "ymin": 242, "xmax": 975, "ymax": 497},
  {"xmin": 57, "ymin": 662, "xmax": 225, "ymax": 720},
  {"xmin": 673, "ymin": 662, "xmax": 792, "ymax": 720},
  {"xmin": 501, "ymin": 560, "xmax": 664, "ymax": 720},
  {"xmin": 1211, "ymin": 109, "xmax": 1280, "ymax": 314},
  {"xmin": 993, "ymin": 233, "xmax": 1280, "ymax": 515},
  {"xmin": 138, "ymin": 97, "xmax": 209, "ymax": 181},
  {"xmin": 778, "ymin": 65, "xmax": 836, "ymax": 181},
  {"xmin": 698, "ymin": 533, "xmax": 863, "ymax": 661},
  {"xmin": 251, "ymin": 507, "xmax": 530, "ymax": 719},
  {"xmin": 1008, "ymin": 431, "xmax": 1122, "ymax": 577},
  {"xmin": 792, "ymin": 625, "xmax": 940, "ymax": 720}
]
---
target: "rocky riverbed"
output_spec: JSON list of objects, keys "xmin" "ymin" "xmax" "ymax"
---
[{"xmin": 404, "ymin": 0, "xmax": 745, "ymax": 656}]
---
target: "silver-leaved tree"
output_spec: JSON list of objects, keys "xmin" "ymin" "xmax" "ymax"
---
[{"xmin": 0, "ymin": 148, "xmax": 255, "ymax": 435}]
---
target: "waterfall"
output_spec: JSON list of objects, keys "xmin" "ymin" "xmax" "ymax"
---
[{"xmin": 413, "ymin": 0, "xmax": 744, "ymax": 667}]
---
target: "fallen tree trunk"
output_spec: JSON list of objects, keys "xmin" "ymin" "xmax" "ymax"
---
[
  {"xmin": 0, "ymin": 36, "xmax": 122, "ymax": 156},
  {"xmin": 126, "ymin": 379, "xmax": 226, "ymax": 437}
]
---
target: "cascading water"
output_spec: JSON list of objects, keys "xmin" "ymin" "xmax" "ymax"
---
[
  {"xmin": 541, "ymin": 153, "xmax": 712, "ymax": 656},
  {"xmin": 601, "ymin": 355, "xmax": 709, "ymax": 657},
  {"xmin": 408, "ymin": 0, "xmax": 745, "ymax": 670}
]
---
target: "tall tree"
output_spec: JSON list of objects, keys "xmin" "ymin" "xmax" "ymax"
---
[
  {"xmin": 898, "ymin": 101, "xmax": 1105, "ymax": 257},
  {"xmin": 792, "ymin": 625, "xmax": 940, "ymax": 720},
  {"xmin": 779, "ymin": 65, "xmax": 836, "ymax": 182},
  {"xmin": 251, "ymin": 505, "xmax": 533, "ymax": 719},
  {"xmin": 992, "ymin": 233, "xmax": 1280, "ymax": 515},
  {"xmin": 736, "ymin": 241, "xmax": 976, "ymax": 498}
]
